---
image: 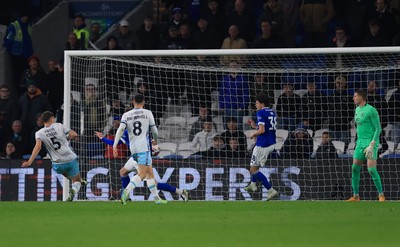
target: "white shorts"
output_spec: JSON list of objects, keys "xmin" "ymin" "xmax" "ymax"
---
[
  {"xmin": 123, "ymin": 157, "xmax": 139, "ymax": 172},
  {"xmin": 250, "ymin": 145, "xmax": 275, "ymax": 167}
]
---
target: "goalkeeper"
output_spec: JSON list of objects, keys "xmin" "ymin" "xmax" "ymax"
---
[{"xmin": 348, "ymin": 89, "xmax": 385, "ymax": 202}]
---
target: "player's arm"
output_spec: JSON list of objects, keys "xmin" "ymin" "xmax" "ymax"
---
[
  {"xmin": 95, "ymin": 131, "xmax": 126, "ymax": 146},
  {"xmin": 21, "ymin": 139, "xmax": 43, "ymax": 167},
  {"xmin": 66, "ymin": 129, "xmax": 78, "ymax": 140},
  {"xmin": 370, "ymin": 108, "xmax": 382, "ymax": 143},
  {"xmin": 364, "ymin": 108, "xmax": 382, "ymax": 159},
  {"xmin": 113, "ymin": 123, "xmax": 126, "ymax": 148},
  {"xmin": 247, "ymin": 119, "xmax": 257, "ymax": 129},
  {"xmin": 113, "ymin": 122, "xmax": 127, "ymax": 157},
  {"xmin": 149, "ymin": 112, "xmax": 158, "ymax": 143},
  {"xmin": 250, "ymin": 123, "xmax": 265, "ymax": 139},
  {"xmin": 150, "ymin": 125, "xmax": 158, "ymax": 144}
]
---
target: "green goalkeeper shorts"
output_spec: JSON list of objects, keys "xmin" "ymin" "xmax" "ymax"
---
[{"xmin": 353, "ymin": 139, "xmax": 379, "ymax": 160}]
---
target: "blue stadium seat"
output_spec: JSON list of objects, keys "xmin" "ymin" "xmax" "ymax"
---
[
  {"xmin": 281, "ymin": 73, "xmax": 308, "ymax": 89},
  {"xmin": 347, "ymin": 72, "xmax": 364, "ymax": 89},
  {"xmin": 314, "ymin": 74, "xmax": 332, "ymax": 90}
]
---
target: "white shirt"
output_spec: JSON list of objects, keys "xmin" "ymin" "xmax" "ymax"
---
[
  {"xmin": 191, "ymin": 130, "xmax": 217, "ymax": 152},
  {"xmin": 35, "ymin": 123, "xmax": 77, "ymax": 164},
  {"xmin": 121, "ymin": 108, "xmax": 157, "ymax": 154}
]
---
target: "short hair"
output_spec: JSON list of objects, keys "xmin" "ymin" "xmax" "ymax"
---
[
  {"xmin": 0, "ymin": 84, "xmax": 10, "ymax": 90},
  {"xmin": 106, "ymin": 35, "xmax": 117, "ymax": 43},
  {"xmin": 137, "ymin": 82, "xmax": 149, "ymax": 89},
  {"xmin": 369, "ymin": 19, "xmax": 381, "ymax": 27},
  {"xmin": 41, "ymin": 111, "xmax": 54, "ymax": 123},
  {"xmin": 133, "ymin": 94, "xmax": 145, "ymax": 104},
  {"xmin": 35, "ymin": 113, "xmax": 42, "ymax": 120},
  {"xmin": 335, "ymin": 75, "xmax": 347, "ymax": 83},
  {"xmin": 322, "ymin": 131, "xmax": 330, "ymax": 136},
  {"xmin": 335, "ymin": 26, "xmax": 346, "ymax": 33},
  {"xmin": 227, "ymin": 117, "xmax": 237, "ymax": 123},
  {"xmin": 203, "ymin": 116, "xmax": 213, "ymax": 123},
  {"xmin": 255, "ymin": 92, "xmax": 270, "ymax": 105},
  {"xmin": 356, "ymin": 89, "xmax": 367, "ymax": 101},
  {"xmin": 213, "ymin": 135, "xmax": 224, "ymax": 142},
  {"xmin": 260, "ymin": 19, "xmax": 272, "ymax": 25},
  {"xmin": 229, "ymin": 138, "xmax": 239, "ymax": 143},
  {"xmin": 307, "ymin": 81, "xmax": 315, "ymax": 86},
  {"xmin": 75, "ymin": 14, "xmax": 85, "ymax": 21},
  {"xmin": 368, "ymin": 80, "xmax": 379, "ymax": 87},
  {"xmin": 90, "ymin": 22, "xmax": 100, "ymax": 28}
]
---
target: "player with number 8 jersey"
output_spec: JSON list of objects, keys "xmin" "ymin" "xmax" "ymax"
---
[
  {"xmin": 123, "ymin": 107, "xmax": 154, "ymax": 155},
  {"xmin": 114, "ymin": 94, "xmax": 168, "ymax": 204}
]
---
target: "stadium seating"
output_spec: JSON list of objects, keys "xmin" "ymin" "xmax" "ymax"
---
[
  {"xmin": 71, "ymin": 91, "xmax": 81, "ymax": 102},
  {"xmin": 313, "ymin": 128, "xmax": 329, "ymax": 143},
  {"xmin": 157, "ymin": 150, "xmax": 174, "ymax": 159},
  {"xmin": 158, "ymin": 142, "xmax": 178, "ymax": 154},
  {"xmin": 332, "ymin": 141, "xmax": 345, "ymax": 154},
  {"xmin": 177, "ymin": 142, "xmax": 194, "ymax": 152},
  {"xmin": 160, "ymin": 116, "xmax": 187, "ymax": 142},
  {"xmin": 158, "ymin": 129, "xmax": 171, "ymax": 142},
  {"xmin": 346, "ymin": 142, "xmax": 355, "ymax": 155},
  {"xmin": 385, "ymin": 88, "xmax": 398, "ymax": 102},
  {"xmin": 294, "ymin": 89, "xmax": 308, "ymax": 97},
  {"xmin": 176, "ymin": 150, "xmax": 195, "ymax": 158},
  {"xmin": 275, "ymin": 141, "xmax": 284, "ymax": 152},
  {"xmin": 275, "ymin": 129, "xmax": 289, "ymax": 143},
  {"xmin": 212, "ymin": 115, "xmax": 225, "ymax": 133}
]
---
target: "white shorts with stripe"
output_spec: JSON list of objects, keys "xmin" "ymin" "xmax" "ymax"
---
[
  {"xmin": 123, "ymin": 157, "xmax": 139, "ymax": 172},
  {"xmin": 250, "ymin": 145, "xmax": 275, "ymax": 167}
]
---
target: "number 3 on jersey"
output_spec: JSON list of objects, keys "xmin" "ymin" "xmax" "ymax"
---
[
  {"xmin": 268, "ymin": 116, "xmax": 277, "ymax": 130},
  {"xmin": 132, "ymin": 121, "xmax": 142, "ymax": 136}
]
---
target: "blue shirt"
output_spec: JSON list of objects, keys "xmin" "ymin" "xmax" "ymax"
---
[
  {"xmin": 101, "ymin": 130, "xmax": 130, "ymax": 146},
  {"xmin": 256, "ymin": 107, "xmax": 277, "ymax": 147}
]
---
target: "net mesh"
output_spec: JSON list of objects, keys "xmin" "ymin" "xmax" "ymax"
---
[{"xmin": 65, "ymin": 49, "xmax": 400, "ymax": 201}]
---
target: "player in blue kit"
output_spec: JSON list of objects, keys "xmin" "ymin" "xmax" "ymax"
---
[
  {"xmin": 244, "ymin": 93, "xmax": 278, "ymax": 201},
  {"xmin": 95, "ymin": 130, "xmax": 188, "ymax": 202}
]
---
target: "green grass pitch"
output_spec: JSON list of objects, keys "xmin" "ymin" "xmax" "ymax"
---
[{"xmin": 0, "ymin": 201, "xmax": 399, "ymax": 247}]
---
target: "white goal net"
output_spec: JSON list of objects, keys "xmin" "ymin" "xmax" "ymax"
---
[{"xmin": 64, "ymin": 47, "xmax": 400, "ymax": 201}]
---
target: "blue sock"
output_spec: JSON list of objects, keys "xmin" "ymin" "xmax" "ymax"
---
[
  {"xmin": 157, "ymin": 183, "xmax": 177, "ymax": 193},
  {"xmin": 121, "ymin": 176, "xmax": 130, "ymax": 189},
  {"xmin": 254, "ymin": 171, "xmax": 272, "ymax": 190},
  {"xmin": 251, "ymin": 173, "xmax": 257, "ymax": 183}
]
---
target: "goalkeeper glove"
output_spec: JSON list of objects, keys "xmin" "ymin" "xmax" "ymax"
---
[{"xmin": 363, "ymin": 140, "xmax": 376, "ymax": 160}]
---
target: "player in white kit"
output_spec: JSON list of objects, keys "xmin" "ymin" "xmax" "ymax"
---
[
  {"xmin": 22, "ymin": 111, "xmax": 85, "ymax": 201},
  {"xmin": 114, "ymin": 94, "xmax": 166, "ymax": 204}
]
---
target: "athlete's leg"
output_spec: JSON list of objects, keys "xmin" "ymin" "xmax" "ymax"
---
[{"xmin": 367, "ymin": 159, "xmax": 384, "ymax": 201}]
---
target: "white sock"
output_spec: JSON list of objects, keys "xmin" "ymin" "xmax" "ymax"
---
[
  {"xmin": 125, "ymin": 175, "xmax": 142, "ymax": 193},
  {"xmin": 250, "ymin": 182, "xmax": 256, "ymax": 186},
  {"xmin": 146, "ymin": 179, "xmax": 161, "ymax": 200},
  {"xmin": 72, "ymin": 181, "xmax": 81, "ymax": 194},
  {"xmin": 175, "ymin": 188, "xmax": 183, "ymax": 195}
]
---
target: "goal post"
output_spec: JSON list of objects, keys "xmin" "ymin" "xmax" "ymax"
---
[{"xmin": 63, "ymin": 47, "xmax": 400, "ymax": 201}]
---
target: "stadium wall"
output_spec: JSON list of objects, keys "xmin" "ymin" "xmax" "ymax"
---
[{"xmin": 1, "ymin": 159, "xmax": 399, "ymax": 201}]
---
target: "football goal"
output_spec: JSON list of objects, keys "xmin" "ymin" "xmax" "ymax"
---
[{"xmin": 63, "ymin": 47, "xmax": 400, "ymax": 201}]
